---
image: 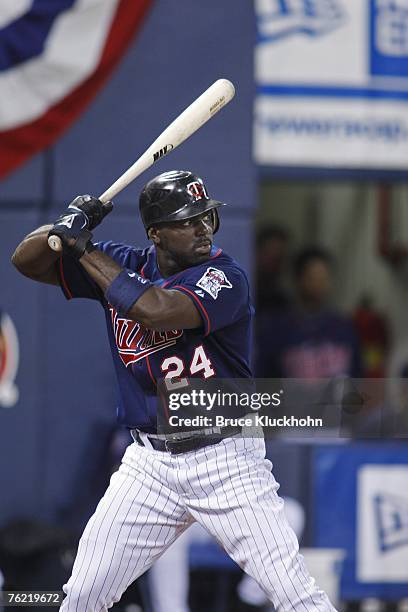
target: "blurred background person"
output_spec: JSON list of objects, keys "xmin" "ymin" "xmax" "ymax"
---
[
  {"xmin": 256, "ymin": 246, "xmax": 361, "ymax": 381},
  {"xmin": 352, "ymin": 295, "xmax": 390, "ymax": 379},
  {"xmin": 255, "ymin": 225, "xmax": 291, "ymax": 316}
]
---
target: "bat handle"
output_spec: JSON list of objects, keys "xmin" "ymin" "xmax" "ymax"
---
[{"xmin": 48, "ymin": 235, "xmax": 62, "ymax": 252}]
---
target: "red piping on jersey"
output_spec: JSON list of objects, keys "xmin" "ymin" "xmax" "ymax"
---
[
  {"xmin": 139, "ymin": 261, "xmax": 147, "ymax": 278},
  {"xmin": 162, "ymin": 271, "xmax": 184, "ymax": 288},
  {"xmin": 160, "ymin": 249, "xmax": 223, "ymax": 288},
  {"xmin": 172, "ymin": 285, "xmax": 211, "ymax": 336},
  {"xmin": 59, "ymin": 258, "xmax": 73, "ymax": 299},
  {"xmin": 146, "ymin": 355, "xmax": 156, "ymax": 387}
]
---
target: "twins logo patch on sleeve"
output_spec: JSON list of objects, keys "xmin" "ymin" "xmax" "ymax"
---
[{"xmin": 196, "ymin": 267, "xmax": 232, "ymax": 299}]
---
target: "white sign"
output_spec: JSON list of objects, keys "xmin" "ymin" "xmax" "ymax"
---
[
  {"xmin": 357, "ymin": 465, "xmax": 408, "ymax": 582},
  {"xmin": 254, "ymin": 0, "xmax": 408, "ymax": 170}
]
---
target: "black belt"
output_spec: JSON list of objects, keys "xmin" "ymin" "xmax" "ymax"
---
[{"xmin": 131, "ymin": 427, "xmax": 241, "ymax": 455}]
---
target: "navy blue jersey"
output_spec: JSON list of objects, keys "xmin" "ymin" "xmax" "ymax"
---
[{"xmin": 57, "ymin": 242, "xmax": 254, "ymax": 431}]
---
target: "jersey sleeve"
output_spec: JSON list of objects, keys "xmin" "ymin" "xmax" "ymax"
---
[
  {"xmin": 172, "ymin": 263, "xmax": 250, "ymax": 335},
  {"xmin": 57, "ymin": 241, "xmax": 147, "ymax": 301}
]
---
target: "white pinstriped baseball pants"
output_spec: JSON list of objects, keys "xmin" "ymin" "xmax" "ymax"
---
[{"xmin": 60, "ymin": 436, "xmax": 337, "ymax": 612}]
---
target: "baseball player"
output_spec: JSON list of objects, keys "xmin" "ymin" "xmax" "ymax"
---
[{"xmin": 12, "ymin": 170, "xmax": 337, "ymax": 612}]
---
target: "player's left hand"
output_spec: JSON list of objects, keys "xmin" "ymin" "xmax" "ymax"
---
[
  {"xmin": 48, "ymin": 195, "xmax": 113, "ymax": 259},
  {"xmin": 48, "ymin": 207, "xmax": 94, "ymax": 260}
]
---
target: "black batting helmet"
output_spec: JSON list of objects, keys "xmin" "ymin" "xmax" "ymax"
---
[{"xmin": 139, "ymin": 170, "xmax": 226, "ymax": 234}]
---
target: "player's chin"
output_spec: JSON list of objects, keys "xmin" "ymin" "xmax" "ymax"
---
[
  {"xmin": 195, "ymin": 241, "xmax": 212, "ymax": 255},
  {"xmin": 192, "ymin": 244, "xmax": 212, "ymax": 263}
]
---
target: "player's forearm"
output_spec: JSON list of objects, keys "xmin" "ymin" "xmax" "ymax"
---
[
  {"xmin": 80, "ymin": 250, "xmax": 201, "ymax": 330},
  {"xmin": 12, "ymin": 225, "xmax": 60, "ymax": 284},
  {"xmin": 79, "ymin": 249, "xmax": 122, "ymax": 290},
  {"xmin": 127, "ymin": 287, "xmax": 201, "ymax": 330}
]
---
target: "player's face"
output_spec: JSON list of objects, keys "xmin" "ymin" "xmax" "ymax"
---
[{"xmin": 151, "ymin": 211, "xmax": 215, "ymax": 272}]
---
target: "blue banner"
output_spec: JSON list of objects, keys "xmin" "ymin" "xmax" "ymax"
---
[{"xmin": 314, "ymin": 443, "xmax": 408, "ymax": 600}]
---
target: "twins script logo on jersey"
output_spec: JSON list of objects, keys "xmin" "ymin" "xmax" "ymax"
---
[
  {"xmin": 196, "ymin": 267, "xmax": 232, "ymax": 300},
  {"xmin": 256, "ymin": 0, "xmax": 347, "ymax": 43},
  {"xmin": 109, "ymin": 307, "xmax": 183, "ymax": 367},
  {"xmin": 187, "ymin": 180, "xmax": 209, "ymax": 202},
  {"xmin": 0, "ymin": 310, "xmax": 19, "ymax": 408}
]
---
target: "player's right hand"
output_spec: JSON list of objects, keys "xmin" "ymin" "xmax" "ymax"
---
[{"xmin": 67, "ymin": 195, "xmax": 113, "ymax": 230}]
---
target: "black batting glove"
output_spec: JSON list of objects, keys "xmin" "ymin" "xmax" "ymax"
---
[
  {"xmin": 69, "ymin": 195, "xmax": 113, "ymax": 230},
  {"xmin": 48, "ymin": 209, "xmax": 94, "ymax": 260},
  {"xmin": 48, "ymin": 194, "xmax": 112, "ymax": 259}
]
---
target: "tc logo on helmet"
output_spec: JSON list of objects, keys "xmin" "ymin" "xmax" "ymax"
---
[{"xmin": 187, "ymin": 180, "xmax": 208, "ymax": 202}]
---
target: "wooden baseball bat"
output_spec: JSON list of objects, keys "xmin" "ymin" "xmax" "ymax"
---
[{"xmin": 48, "ymin": 78, "xmax": 235, "ymax": 252}]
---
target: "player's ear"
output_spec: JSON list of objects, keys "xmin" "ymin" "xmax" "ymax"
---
[{"xmin": 148, "ymin": 226, "xmax": 160, "ymax": 245}]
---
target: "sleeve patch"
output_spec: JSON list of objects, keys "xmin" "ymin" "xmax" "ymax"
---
[{"xmin": 196, "ymin": 267, "xmax": 232, "ymax": 300}]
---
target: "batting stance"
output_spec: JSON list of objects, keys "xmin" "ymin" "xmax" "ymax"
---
[{"xmin": 12, "ymin": 171, "xmax": 337, "ymax": 612}]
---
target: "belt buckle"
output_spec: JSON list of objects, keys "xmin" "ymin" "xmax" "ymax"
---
[
  {"xmin": 164, "ymin": 439, "xmax": 182, "ymax": 454},
  {"xmin": 163, "ymin": 432, "xmax": 190, "ymax": 454},
  {"xmin": 164, "ymin": 437, "xmax": 195, "ymax": 454}
]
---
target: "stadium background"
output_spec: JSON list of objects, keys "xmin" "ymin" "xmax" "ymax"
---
[{"xmin": 0, "ymin": 1, "xmax": 407, "ymax": 610}]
